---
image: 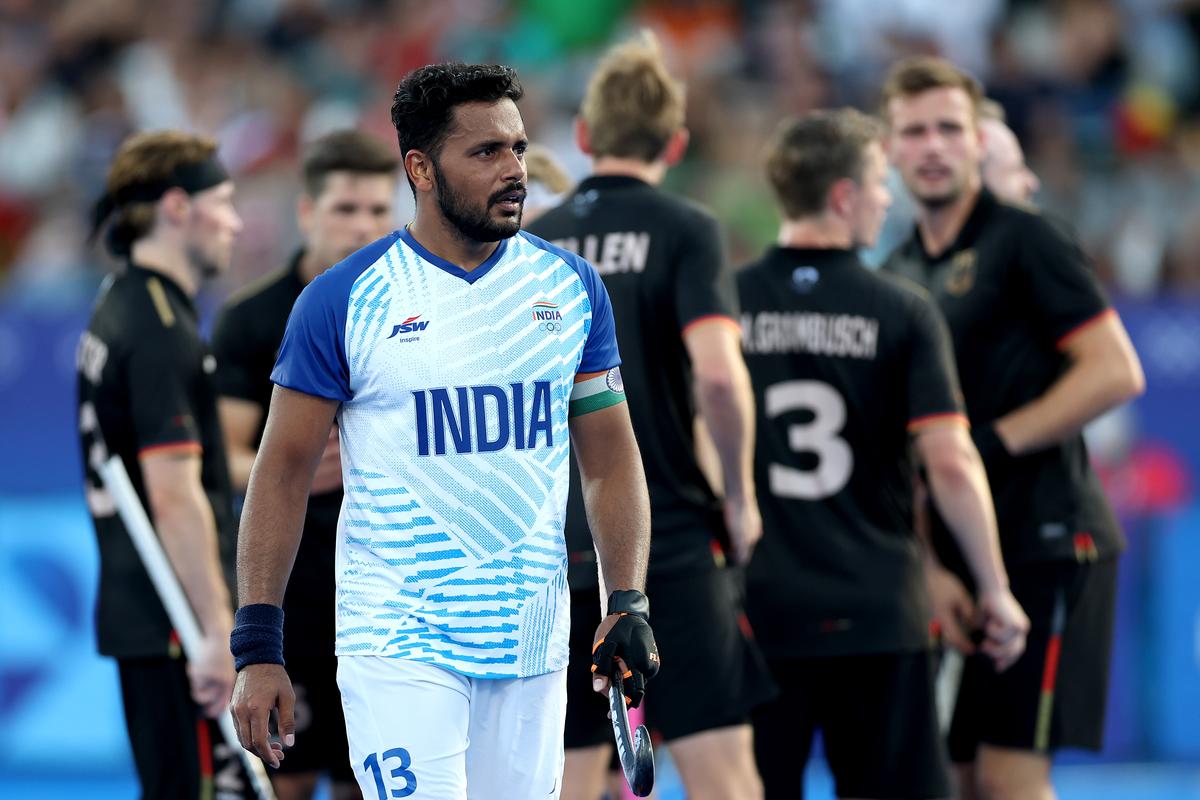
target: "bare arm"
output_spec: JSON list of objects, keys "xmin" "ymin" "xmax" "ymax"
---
[
  {"xmin": 218, "ymin": 397, "xmax": 262, "ymax": 494},
  {"xmin": 142, "ymin": 451, "xmax": 234, "ymax": 634},
  {"xmin": 141, "ymin": 449, "xmax": 235, "ymax": 715},
  {"xmin": 220, "ymin": 394, "xmax": 343, "ymax": 497},
  {"xmin": 683, "ymin": 319, "xmax": 761, "ymax": 563},
  {"xmin": 995, "ymin": 313, "xmax": 1144, "ymax": 454},
  {"xmin": 230, "ymin": 386, "xmax": 337, "ymax": 768},
  {"xmin": 236, "ymin": 386, "xmax": 339, "ymax": 606},
  {"xmin": 570, "ymin": 396, "xmax": 657, "ymax": 699},
  {"xmin": 915, "ymin": 423, "xmax": 1006, "ymax": 594},
  {"xmin": 569, "ymin": 399, "xmax": 651, "ymax": 594},
  {"xmin": 685, "ymin": 320, "xmax": 755, "ymax": 501},
  {"xmin": 915, "ymin": 420, "xmax": 1028, "ymax": 669},
  {"xmin": 912, "ymin": 471, "xmax": 979, "ymax": 655}
]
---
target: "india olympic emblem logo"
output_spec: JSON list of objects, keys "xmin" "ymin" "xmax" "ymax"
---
[{"xmin": 532, "ymin": 300, "xmax": 564, "ymax": 334}]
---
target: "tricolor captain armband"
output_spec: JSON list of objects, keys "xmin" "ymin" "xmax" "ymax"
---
[
  {"xmin": 570, "ymin": 367, "xmax": 626, "ymax": 417},
  {"xmin": 230, "ymin": 604, "xmax": 285, "ymax": 671}
]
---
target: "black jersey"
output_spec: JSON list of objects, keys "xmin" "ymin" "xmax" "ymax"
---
[
  {"xmin": 211, "ymin": 251, "xmax": 341, "ymax": 654},
  {"xmin": 884, "ymin": 189, "xmax": 1124, "ymax": 566},
  {"xmin": 77, "ymin": 264, "xmax": 236, "ymax": 658},
  {"xmin": 528, "ymin": 175, "xmax": 737, "ymax": 582},
  {"xmin": 738, "ymin": 247, "xmax": 964, "ymax": 658}
]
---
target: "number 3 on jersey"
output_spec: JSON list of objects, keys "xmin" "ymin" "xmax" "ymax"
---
[
  {"xmin": 364, "ymin": 749, "xmax": 417, "ymax": 798},
  {"xmin": 766, "ymin": 380, "xmax": 853, "ymax": 500}
]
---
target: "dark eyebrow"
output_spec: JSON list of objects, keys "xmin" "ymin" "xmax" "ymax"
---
[{"xmin": 471, "ymin": 136, "xmax": 528, "ymax": 151}]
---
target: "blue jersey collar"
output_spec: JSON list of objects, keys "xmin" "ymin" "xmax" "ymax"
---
[{"xmin": 399, "ymin": 226, "xmax": 510, "ymax": 285}]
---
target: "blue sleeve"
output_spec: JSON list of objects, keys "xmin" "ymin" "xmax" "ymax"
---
[
  {"xmin": 271, "ymin": 275, "xmax": 351, "ymax": 401},
  {"xmin": 577, "ymin": 262, "xmax": 620, "ymax": 373},
  {"xmin": 270, "ymin": 232, "xmax": 398, "ymax": 401},
  {"xmin": 519, "ymin": 232, "xmax": 621, "ymax": 374}
]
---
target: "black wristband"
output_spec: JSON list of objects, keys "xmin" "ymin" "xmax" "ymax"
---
[
  {"xmin": 230, "ymin": 603, "xmax": 285, "ymax": 672},
  {"xmin": 607, "ymin": 589, "xmax": 650, "ymax": 621},
  {"xmin": 972, "ymin": 424, "xmax": 1011, "ymax": 465}
]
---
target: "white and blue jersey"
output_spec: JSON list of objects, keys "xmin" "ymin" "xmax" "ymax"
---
[{"xmin": 271, "ymin": 228, "xmax": 621, "ymax": 679}]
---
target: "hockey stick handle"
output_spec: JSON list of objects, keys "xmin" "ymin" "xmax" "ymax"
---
[
  {"xmin": 608, "ymin": 673, "xmax": 655, "ymax": 797},
  {"xmin": 98, "ymin": 455, "xmax": 277, "ymax": 800}
]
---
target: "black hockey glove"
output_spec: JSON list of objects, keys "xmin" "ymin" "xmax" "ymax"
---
[{"xmin": 591, "ymin": 590, "xmax": 660, "ymax": 709}]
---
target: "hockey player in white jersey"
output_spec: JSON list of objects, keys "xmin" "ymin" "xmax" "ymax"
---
[{"xmin": 229, "ymin": 63, "xmax": 659, "ymax": 799}]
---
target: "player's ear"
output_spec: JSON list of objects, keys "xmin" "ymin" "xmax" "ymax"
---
[
  {"xmin": 297, "ymin": 193, "xmax": 315, "ymax": 235},
  {"xmin": 158, "ymin": 187, "xmax": 191, "ymax": 227},
  {"xmin": 406, "ymin": 150, "xmax": 436, "ymax": 194},
  {"xmin": 827, "ymin": 177, "xmax": 855, "ymax": 217},
  {"xmin": 662, "ymin": 128, "xmax": 689, "ymax": 166},
  {"xmin": 575, "ymin": 117, "xmax": 593, "ymax": 157}
]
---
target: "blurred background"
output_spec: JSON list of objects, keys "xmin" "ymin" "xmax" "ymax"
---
[{"xmin": 1, "ymin": 0, "xmax": 1198, "ymax": 797}]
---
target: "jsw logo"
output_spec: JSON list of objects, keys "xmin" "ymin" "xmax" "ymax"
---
[{"xmin": 387, "ymin": 315, "xmax": 430, "ymax": 339}]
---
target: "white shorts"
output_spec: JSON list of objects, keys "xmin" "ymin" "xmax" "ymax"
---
[{"xmin": 337, "ymin": 656, "xmax": 567, "ymax": 799}]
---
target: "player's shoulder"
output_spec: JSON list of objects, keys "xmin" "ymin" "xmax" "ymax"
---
[
  {"xmin": 218, "ymin": 263, "xmax": 296, "ymax": 318},
  {"xmin": 991, "ymin": 194, "xmax": 1043, "ymax": 223},
  {"xmin": 99, "ymin": 269, "xmax": 183, "ymax": 333},
  {"xmin": 879, "ymin": 231, "xmax": 921, "ymax": 272},
  {"xmin": 88, "ymin": 270, "xmax": 197, "ymax": 366},
  {"xmin": 300, "ymin": 231, "xmax": 402, "ymax": 308},
  {"xmin": 523, "ymin": 199, "xmax": 572, "ymax": 234},
  {"xmin": 864, "ymin": 259, "xmax": 929, "ymax": 300},
  {"xmin": 988, "ymin": 195, "xmax": 1077, "ymax": 247},
  {"xmin": 868, "ymin": 269, "xmax": 948, "ymax": 344},
  {"xmin": 517, "ymin": 230, "xmax": 599, "ymax": 281},
  {"xmin": 87, "ymin": 272, "xmax": 134, "ymax": 338},
  {"xmin": 734, "ymin": 251, "xmax": 775, "ymax": 288},
  {"xmin": 649, "ymin": 188, "xmax": 720, "ymax": 234}
]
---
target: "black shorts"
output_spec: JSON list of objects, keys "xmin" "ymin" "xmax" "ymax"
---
[
  {"xmin": 118, "ymin": 656, "xmax": 256, "ymax": 799},
  {"xmin": 753, "ymin": 651, "xmax": 951, "ymax": 800},
  {"xmin": 948, "ymin": 557, "xmax": 1118, "ymax": 761},
  {"xmin": 564, "ymin": 565, "xmax": 776, "ymax": 747},
  {"xmin": 278, "ymin": 655, "xmax": 354, "ymax": 781}
]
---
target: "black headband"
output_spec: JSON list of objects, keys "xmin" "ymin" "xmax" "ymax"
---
[{"xmin": 89, "ymin": 156, "xmax": 230, "ymax": 241}]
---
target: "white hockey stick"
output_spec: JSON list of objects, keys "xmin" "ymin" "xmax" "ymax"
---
[{"xmin": 98, "ymin": 455, "xmax": 277, "ymax": 800}]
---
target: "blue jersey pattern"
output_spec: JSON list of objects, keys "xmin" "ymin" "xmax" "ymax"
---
[{"xmin": 272, "ymin": 229, "xmax": 620, "ymax": 678}]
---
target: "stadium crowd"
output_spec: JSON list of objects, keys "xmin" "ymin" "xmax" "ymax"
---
[{"xmin": 4, "ymin": 0, "xmax": 1200, "ymax": 298}]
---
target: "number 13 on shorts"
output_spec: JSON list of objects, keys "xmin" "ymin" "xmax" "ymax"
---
[{"xmin": 364, "ymin": 748, "xmax": 417, "ymax": 798}]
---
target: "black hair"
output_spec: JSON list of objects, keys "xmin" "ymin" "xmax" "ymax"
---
[{"xmin": 390, "ymin": 63, "xmax": 524, "ymax": 186}]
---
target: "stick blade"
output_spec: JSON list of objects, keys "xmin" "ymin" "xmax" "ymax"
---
[
  {"xmin": 609, "ymin": 676, "xmax": 655, "ymax": 797},
  {"xmin": 630, "ymin": 724, "xmax": 655, "ymax": 796}
]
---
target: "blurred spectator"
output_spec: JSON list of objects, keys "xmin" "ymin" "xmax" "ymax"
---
[{"xmin": 2, "ymin": 0, "xmax": 1200, "ymax": 299}]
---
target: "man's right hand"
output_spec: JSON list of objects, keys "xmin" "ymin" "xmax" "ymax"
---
[
  {"xmin": 230, "ymin": 664, "xmax": 295, "ymax": 768},
  {"xmin": 978, "ymin": 588, "xmax": 1030, "ymax": 672},
  {"xmin": 187, "ymin": 634, "xmax": 236, "ymax": 719},
  {"xmin": 925, "ymin": 561, "xmax": 978, "ymax": 654},
  {"xmin": 591, "ymin": 612, "xmax": 660, "ymax": 709}
]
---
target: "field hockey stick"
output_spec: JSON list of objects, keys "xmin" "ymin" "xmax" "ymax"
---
[
  {"xmin": 99, "ymin": 455, "xmax": 277, "ymax": 800},
  {"xmin": 608, "ymin": 672, "xmax": 655, "ymax": 797},
  {"xmin": 935, "ymin": 648, "xmax": 964, "ymax": 734}
]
